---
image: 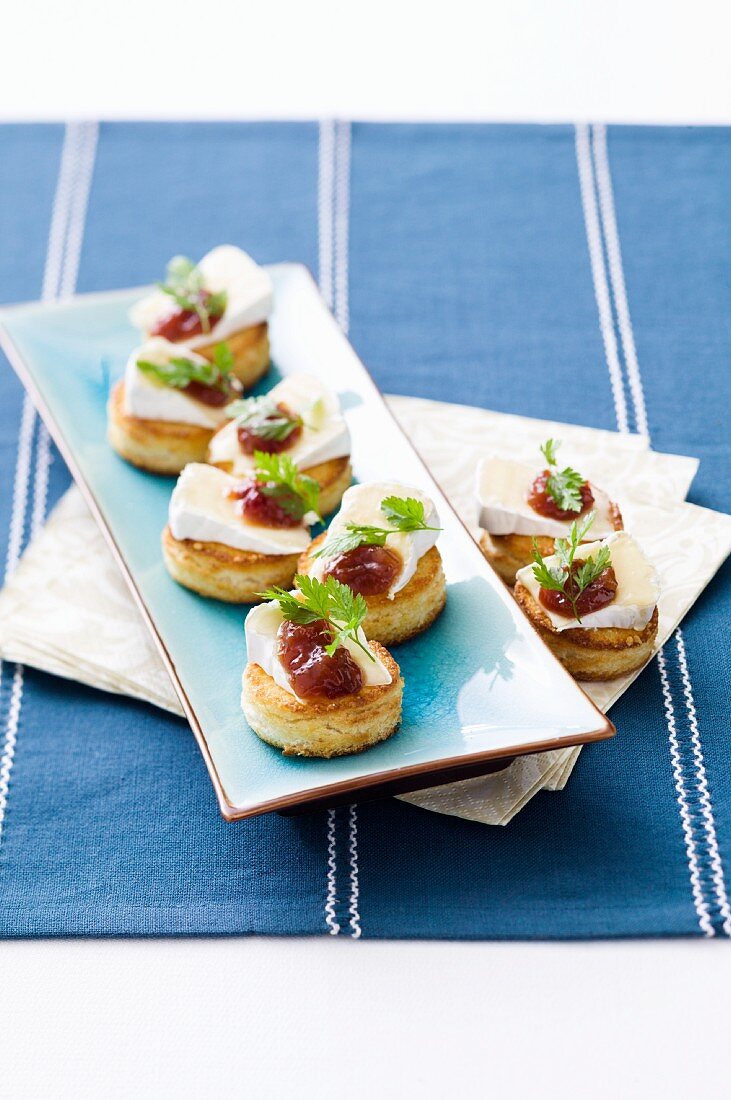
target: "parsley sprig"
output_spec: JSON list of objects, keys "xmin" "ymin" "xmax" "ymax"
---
[
  {"xmin": 157, "ymin": 255, "xmax": 228, "ymax": 334},
  {"xmin": 313, "ymin": 495, "xmax": 441, "ymax": 559},
  {"xmin": 259, "ymin": 574, "xmax": 374, "ymax": 661},
  {"xmin": 531, "ymin": 512, "xmax": 612, "ymax": 623},
  {"xmin": 226, "ymin": 395, "xmax": 303, "ymax": 443},
  {"xmin": 539, "ymin": 438, "xmax": 586, "ymax": 513},
  {"xmin": 137, "ymin": 342, "xmax": 235, "ymax": 392},
  {"xmin": 253, "ymin": 451, "xmax": 321, "ymax": 523}
]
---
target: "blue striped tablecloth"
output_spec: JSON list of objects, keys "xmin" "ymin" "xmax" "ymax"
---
[{"xmin": 0, "ymin": 122, "xmax": 728, "ymax": 939}]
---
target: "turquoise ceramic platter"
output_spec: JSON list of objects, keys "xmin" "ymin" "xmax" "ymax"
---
[{"xmin": 0, "ymin": 264, "xmax": 613, "ymax": 818}]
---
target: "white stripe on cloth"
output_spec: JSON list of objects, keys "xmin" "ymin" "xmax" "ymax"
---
[
  {"xmin": 578, "ymin": 121, "xmax": 730, "ymax": 935},
  {"xmin": 674, "ymin": 629, "xmax": 731, "ymax": 935},
  {"xmin": 0, "ymin": 121, "xmax": 99, "ymax": 847},
  {"xmin": 574, "ymin": 123, "xmax": 630, "ymax": 435},
  {"xmin": 591, "ymin": 124, "xmax": 649, "ymax": 440},
  {"xmin": 657, "ymin": 649, "xmax": 714, "ymax": 936}
]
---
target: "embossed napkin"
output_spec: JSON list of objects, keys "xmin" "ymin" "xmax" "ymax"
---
[{"xmin": 1, "ymin": 396, "xmax": 728, "ymax": 825}]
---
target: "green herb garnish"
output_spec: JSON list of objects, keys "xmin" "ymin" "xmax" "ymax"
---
[
  {"xmin": 157, "ymin": 255, "xmax": 228, "ymax": 334},
  {"xmin": 258, "ymin": 574, "xmax": 374, "ymax": 661},
  {"xmin": 539, "ymin": 438, "xmax": 586, "ymax": 514},
  {"xmin": 531, "ymin": 512, "xmax": 611, "ymax": 623},
  {"xmin": 226, "ymin": 395, "xmax": 303, "ymax": 443},
  {"xmin": 253, "ymin": 451, "xmax": 321, "ymax": 523},
  {"xmin": 137, "ymin": 341, "xmax": 235, "ymax": 392},
  {"xmin": 313, "ymin": 495, "xmax": 441, "ymax": 559}
]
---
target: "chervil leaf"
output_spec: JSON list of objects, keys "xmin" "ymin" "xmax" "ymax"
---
[
  {"xmin": 156, "ymin": 255, "xmax": 227, "ymax": 334},
  {"xmin": 530, "ymin": 512, "xmax": 611, "ymax": 623},
  {"xmin": 546, "ymin": 466, "xmax": 584, "ymax": 513},
  {"xmin": 226, "ymin": 395, "xmax": 302, "ymax": 443},
  {"xmin": 313, "ymin": 494, "xmax": 441, "ymax": 560},
  {"xmin": 212, "ymin": 342, "xmax": 234, "ymax": 376},
  {"xmin": 253, "ymin": 451, "xmax": 321, "ymax": 523},
  {"xmin": 540, "ymin": 438, "xmax": 559, "ymax": 467},
  {"xmin": 531, "ymin": 540, "xmax": 568, "ymax": 592},
  {"xmin": 166, "ymin": 255, "xmax": 199, "ymax": 285},
  {"xmin": 258, "ymin": 575, "xmax": 373, "ymax": 661},
  {"xmin": 538, "ymin": 438, "xmax": 586, "ymax": 513},
  {"xmin": 323, "ymin": 577, "xmax": 370, "ymax": 659},
  {"xmin": 257, "ymin": 586, "xmax": 320, "ymax": 625},
  {"xmin": 574, "ymin": 544, "xmax": 611, "ymax": 592},
  {"xmin": 137, "ymin": 349, "xmax": 232, "ymax": 393},
  {"xmin": 312, "ymin": 524, "xmax": 389, "ymax": 559},
  {"xmin": 380, "ymin": 496, "xmax": 424, "ymax": 529},
  {"xmin": 292, "ymin": 574, "xmax": 332, "ymax": 619},
  {"xmin": 205, "ymin": 289, "xmax": 228, "ymax": 318}
]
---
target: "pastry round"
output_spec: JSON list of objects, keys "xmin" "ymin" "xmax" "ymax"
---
[
  {"xmin": 241, "ymin": 643, "xmax": 403, "ymax": 757},
  {"xmin": 480, "ymin": 502, "xmax": 623, "ymax": 586},
  {"xmin": 196, "ymin": 322, "xmax": 270, "ymax": 388},
  {"xmin": 298, "ymin": 536, "xmax": 447, "ymax": 646},
  {"xmin": 107, "ymin": 380, "xmax": 214, "ymax": 475},
  {"xmin": 514, "ymin": 580, "xmax": 658, "ymax": 681},
  {"xmin": 210, "ymin": 453, "xmax": 352, "ymax": 517},
  {"xmin": 161, "ymin": 524, "xmax": 301, "ymax": 603}
]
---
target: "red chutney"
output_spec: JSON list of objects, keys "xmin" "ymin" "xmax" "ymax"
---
[
  {"xmin": 527, "ymin": 470, "xmax": 594, "ymax": 521},
  {"xmin": 539, "ymin": 562, "xmax": 618, "ymax": 619},
  {"xmin": 184, "ymin": 377, "xmax": 238, "ymax": 408},
  {"xmin": 323, "ymin": 545, "xmax": 402, "ymax": 596},
  {"xmin": 229, "ymin": 479, "xmax": 303, "ymax": 528},
  {"xmin": 277, "ymin": 619, "xmax": 363, "ymax": 699},
  {"xmin": 150, "ymin": 290, "xmax": 224, "ymax": 342},
  {"xmin": 237, "ymin": 403, "xmax": 303, "ymax": 455}
]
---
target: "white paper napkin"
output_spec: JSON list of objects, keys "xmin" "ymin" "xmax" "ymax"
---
[{"xmin": 1, "ymin": 396, "xmax": 726, "ymax": 826}]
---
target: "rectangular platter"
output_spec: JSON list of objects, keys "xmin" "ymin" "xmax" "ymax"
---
[{"xmin": 0, "ymin": 264, "xmax": 614, "ymax": 819}]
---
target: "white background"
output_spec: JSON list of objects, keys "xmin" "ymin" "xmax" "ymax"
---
[{"xmin": 2, "ymin": 2, "xmax": 731, "ymax": 1097}]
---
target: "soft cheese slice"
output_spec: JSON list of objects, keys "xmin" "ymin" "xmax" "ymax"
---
[
  {"xmin": 130, "ymin": 245, "xmax": 273, "ymax": 349},
  {"xmin": 123, "ymin": 337, "xmax": 231, "ymax": 429},
  {"xmin": 245, "ymin": 598, "xmax": 392, "ymax": 699},
  {"xmin": 515, "ymin": 531, "xmax": 660, "ymax": 632},
  {"xmin": 168, "ymin": 463, "xmax": 311, "ymax": 556},
  {"xmin": 475, "ymin": 456, "xmax": 618, "ymax": 539},
  {"xmin": 208, "ymin": 374, "xmax": 351, "ymax": 474},
  {"xmin": 308, "ymin": 482, "xmax": 440, "ymax": 599}
]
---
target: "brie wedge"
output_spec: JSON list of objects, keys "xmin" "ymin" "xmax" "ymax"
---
[
  {"xmin": 168, "ymin": 463, "xmax": 312, "ymax": 556},
  {"xmin": 245, "ymin": 599, "xmax": 392, "ymax": 700},
  {"xmin": 515, "ymin": 531, "xmax": 660, "ymax": 632}
]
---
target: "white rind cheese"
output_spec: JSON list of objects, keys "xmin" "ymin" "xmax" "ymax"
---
[
  {"xmin": 308, "ymin": 482, "xmax": 440, "ymax": 599},
  {"xmin": 515, "ymin": 531, "xmax": 660, "ymax": 632},
  {"xmin": 475, "ymin": 456, "xmax": 618, "ymax": 539},
  {"xmin": 245, "ymin": 599, "xmax": 392, "ymax": 700},
  {"xmin": 129, "ymin": 245, "xmax": 273, "ymax": 349},
  {"xmin": 122, "ymin": 337, "xmax": 231, "ymax": 429},
  {"xmin": 208, "ymin": 374, "xmax": 350, "ymax": 474},
  {"xmin": 168, "ymin": 463, "xmax": 312, "ymax": 555}
]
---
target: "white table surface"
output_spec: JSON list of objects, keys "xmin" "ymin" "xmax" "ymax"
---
[{"xmin": 2, "ymin": 2, "xmax": 730, "ymax": 1096}]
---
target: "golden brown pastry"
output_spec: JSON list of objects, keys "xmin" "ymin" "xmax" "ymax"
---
[
  {"xmin": 108, "ymin": 338, "xmax": 241, "ymax": 475},
  {"xmin": 514, "ymin": 524, "xmax": 660, "ymax": 682}
]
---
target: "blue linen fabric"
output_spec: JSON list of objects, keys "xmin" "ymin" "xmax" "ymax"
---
[{"xmin": 0, "ymin": 122, "xmax": 728, "ymax": 938}]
